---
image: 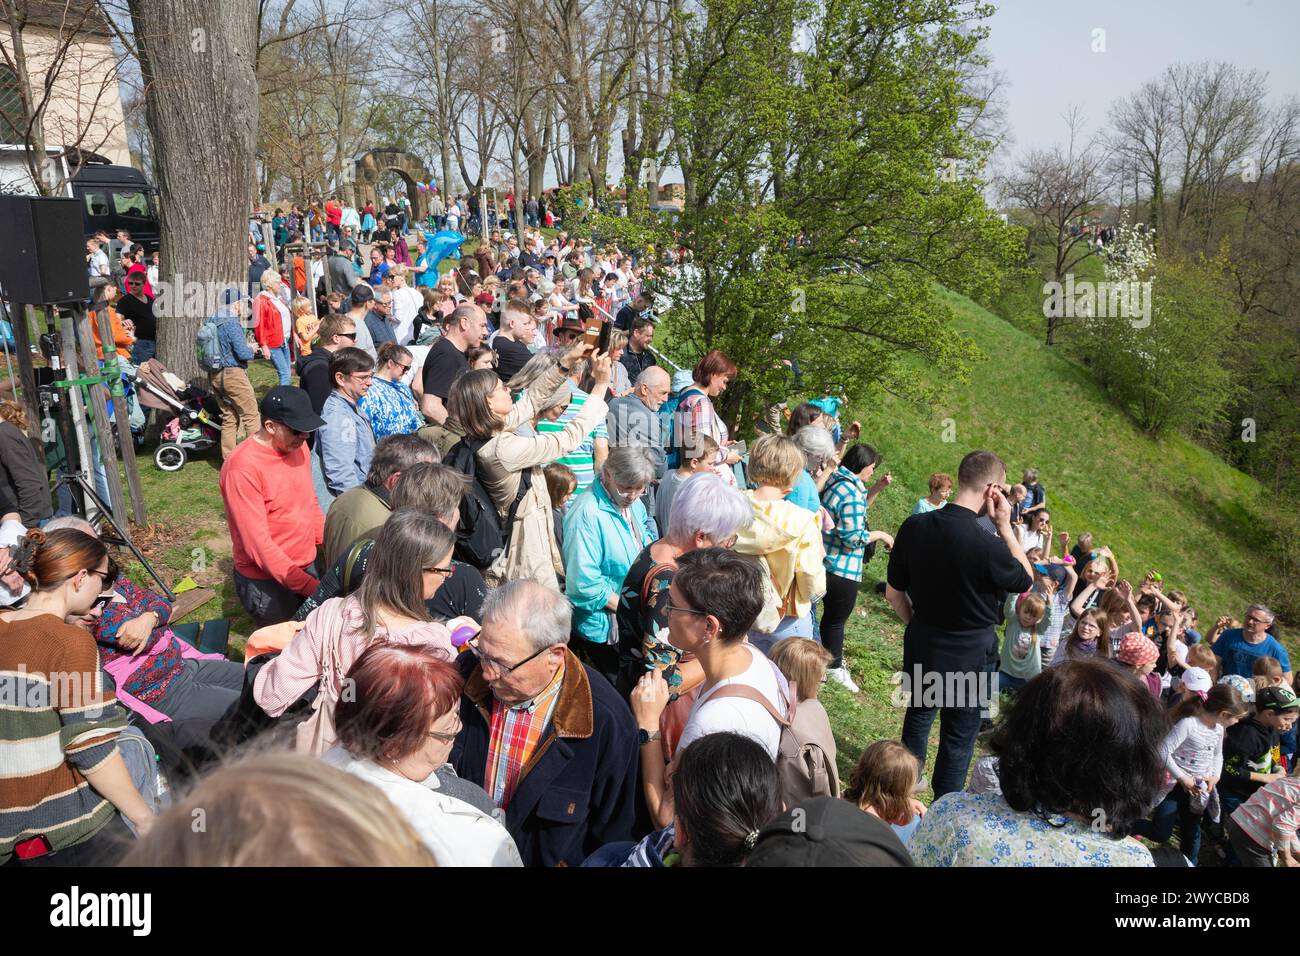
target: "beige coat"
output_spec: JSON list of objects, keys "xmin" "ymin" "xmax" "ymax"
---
[{"xmin": 477, "ymin": 364, "xmax": 608, "ymax": 589}]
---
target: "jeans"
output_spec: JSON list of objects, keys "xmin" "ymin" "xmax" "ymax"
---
[
  {"xmin": 116, "ymin": 725, "xmax": 164, "ymax": 828},
  {"xmin": 153, "ymin": 658, "xmax": 245, "ymax": 721},
  {"xmin": 269, "ymin": 342, "xmax": 292, "ymax": 385},
  {"xmin": 234, "ymin": 566, "xmax": 315, "ymax": 629},
  {"xmin": 130, "ymin": 338, "xmax": 156, "ymax": 365},
  {"xmin": 819, "ymin": 572, "xmax": 859, "ymax": 668},
  {"xmin": 1225, "ymin": 814, "xmax": 1274, "ymax": 867},
  {"xmin": 749, "ymin": 614, "xmax": 812, "ymax": 656},
  {"xmin": 1133, "ymin": 787, "xmax": 1202, "ymax": 865},
  {"xmin": 997, "ymin": 671, "xmax": 1029, "ymax": 692},
  {"xmin": 902, "ymin": 701, "xmax": 983, "ymax": 799}
]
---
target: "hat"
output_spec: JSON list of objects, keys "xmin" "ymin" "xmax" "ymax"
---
[
  {"xmin": 745, "ymin": 797, "xmax": 912, "ymax": 868},
  {"xmin": 555, "ymin": 315, "xmax": 586, "ymax": 334},
  {"xmin": 1180, "ymin": 667, "xmax": 1213, "ymax": 694},
  {"xmin": 671, "ymin": 369, "xmax": 694, "ymax": 393},
  {"xmin": 1256, "ymin": 685, "xmax": 1300, "ymax": 712},
  {"xmin": 1033, "ymin": 563, "xmax": 1068, "ymax": 586},
  {"xmin": 1217, "ymin": 674, "xmax": 1255, "ymax": 704},
  {"xmin": 259, "ymin": 386, "xmax": 326, "ymax": 433},
  {"xmin": 1116, "ymin": 633, "xmax": 1159, "ymax": 667}
]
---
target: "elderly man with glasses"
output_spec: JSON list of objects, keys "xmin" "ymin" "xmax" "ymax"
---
[
  {"xmin": 1213, "ymin": 604, "xmax": 1293, "ymax": 685},
  {"xmin": 451, "ymin": 579, "xmax": 639, "ymax": 867}
]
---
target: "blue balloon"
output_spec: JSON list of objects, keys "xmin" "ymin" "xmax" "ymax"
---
[{"xmin": 422, "ymin": 230, "xmax": 465, "ymax": 268}]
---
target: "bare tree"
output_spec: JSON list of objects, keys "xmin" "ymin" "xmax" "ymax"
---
[
  {"xmin": 998, "ymin": 109, "xmax": 1111, "ymax": 345},
  {"xmin": 1, "ymin": 0, "xmax": 133, "ymax": 195}
]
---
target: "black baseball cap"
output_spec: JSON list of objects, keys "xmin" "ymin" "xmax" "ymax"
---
[
  {"xmin": 259, "ymin": 386, "xmax": 325, "ymax": 433},
  {"xmin": 744, "ymin": 797, "xmax": 914, "ymax": 867},
  {"xmin": 1256, "ymin": 685, "xmax": 1300, "ymax": 713}
]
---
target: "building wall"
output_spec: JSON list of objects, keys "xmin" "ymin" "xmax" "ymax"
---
[{"xmin": 0, "ymin": 25, "xmax": 129, "ymax": 167}]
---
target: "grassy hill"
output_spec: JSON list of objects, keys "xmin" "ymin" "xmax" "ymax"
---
[{"xmin": 814, "ymin": 284, "xmax": 1280, "ymax": 787}]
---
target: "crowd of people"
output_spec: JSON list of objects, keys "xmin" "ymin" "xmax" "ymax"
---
[{"xmin": 2, "ymin": 215, "xmax": 1297, "ymax": 870}]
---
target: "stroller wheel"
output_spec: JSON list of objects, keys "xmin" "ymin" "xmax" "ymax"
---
[{"xmin": 154, "ymin": 443, "xmax": 187, "ymax": 472}]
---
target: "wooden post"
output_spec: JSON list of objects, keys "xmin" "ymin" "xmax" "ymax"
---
[
  {"xmin": 86, "ymin": 307, "xmax": 147, "ymax": 524},
  {"xmin": 4, "ymin": 302, "xmax": 42, "ymax": 438},
  {"xmin": 63, "ymin": 310, "xmax": 128, "ymax": 528}
]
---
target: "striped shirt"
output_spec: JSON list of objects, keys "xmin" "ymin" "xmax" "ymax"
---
[
  {"xmin": 538, "ymin": 386, "xmax": 606, "ymax": 496},
  {"xmin": 821, "ymin": 466, "xmax": 870, "ymax": 581},
  {"xmin": 1231, "ymin": 776, "xmax": 1300, "ymax": 854},
  {"xmin": 484, "ymin": 660, "xmax": 565, "ymax": 809},
  {"xmin": 1, "ymin": 615, "xmax": 127, "ymax": 863}
]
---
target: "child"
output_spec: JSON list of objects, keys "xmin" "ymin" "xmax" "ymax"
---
[
  {"xmin": 1133, "ymin": 681, "xmax": 1250, "ymax": 864},
  {"xmin": 843, "ymin": 741, "xmax": 927, "ymax": 847},
  {"xmin": 292, "ymin": 296, "xmax": 320, "ymax": 355},
  {"xmin": 768, "ymin": 637, "xmax": 839, "ymax": 798},
  {"xmin": 544, "ymin": 462, "xmax": 577, "ymax": 551},
  {"xmin": 998, "ymin": 592, "xmax": 1047, "ymax": 692},
  {"xmin": 1186, "ymin": 643, "xmax": 1219, "ymax": 682},
  {"xmin": 1116, "ymin": 632, "xmax": 1162, "ymax": 698},
  {"xmin": 1021, "ymin": 468, "xmax": 1046, "ymax": 517},
  {"xmin": 1225, "ymin": 768, "xmax": 1300, "ymax": 867},
  {"xmin": 1100, "ymin": 579, "xmax": 1144, "ymax": 655},
  {"xmin": 1068, "ymin": 531, "xmax": 1095, "ymax": 567},
  {"xmin": 1221, "ymin": 684, "xmax": 1297, "ymax": 821},
  {"xmin": 1051, "ymin": 608, "xmax": 1110, "ymax": 665},
  {"xmin": 1252, "ymin": 657, "xmax": 1296, "ymax": 767},
  {"xmin": 466, "ymin": 345, "xmax": 496, "ymax": 371},
  {"xmin": 654, "ymin": 431, "xmax": 719, "ymax": 535},
  {"xmin": 1032, "ymin": 562, "xmax": 1077, "ymax": 667},
  {"xmin": 1008, "ymin": 484, "xmax": 1028, "ymax": 524}
]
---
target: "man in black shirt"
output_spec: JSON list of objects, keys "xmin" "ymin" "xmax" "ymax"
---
[
  {"xmin": 886, "ymin": 450, "xmax": 1032, "ymax": 798},
  {"xmin": 492, "ymin": 299, "xmax": 535, "ymax": 382},
  {"xmin": 420, "ymin": 303, "xmax": 487, "ymax": 424},
  {"xmin": 615, "ymin": 292, "xmax": 651, "ymax": 332},
  {"xmin": 619, "ymin": 316, "xmax": 658, "ymax": 382},
  {"xmin": 119, "ymin": 272, "xmax": 157, "ymax": 364}
]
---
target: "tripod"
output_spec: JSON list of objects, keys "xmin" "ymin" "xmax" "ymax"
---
[{"xmin": 51, "ymin": 471, "xmax": 174, "ymax": 602}]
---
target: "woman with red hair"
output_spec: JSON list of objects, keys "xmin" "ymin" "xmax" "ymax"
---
[
  {"xmin": 325, "ymin": 642, "xmax": 522, "ymax": 866},
  {"xmin": 675, "ymin": 349, "xmax": 742, "ymax": 472}
]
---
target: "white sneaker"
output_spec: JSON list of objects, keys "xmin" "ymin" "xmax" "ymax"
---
[{"xmin": 826, "ymin": 665, "xmax": 860, "ymax": 693}]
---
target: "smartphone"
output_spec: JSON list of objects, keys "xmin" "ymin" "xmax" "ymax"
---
[
  {"xmin": 596, "ymin": 317, "xmax": 612, "ymax": 353},
  {"xmin": 582, "ymin": 318, "xmax": 601, "ymax": 348}
]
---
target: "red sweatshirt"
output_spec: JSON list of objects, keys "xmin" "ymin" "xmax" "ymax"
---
[{"xmin": 219, "ymin": 436, "xmax": 323, "ymax": 595}]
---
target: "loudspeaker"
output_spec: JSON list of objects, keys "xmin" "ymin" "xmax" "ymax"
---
[{"xmin": 0, "ymin": 196, "xmax": 90, "ymax": 305}]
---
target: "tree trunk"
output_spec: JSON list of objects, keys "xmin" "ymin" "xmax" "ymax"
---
[{"xmin": 127, "ymin": 0, "xmax": 259, "ymax": 380}]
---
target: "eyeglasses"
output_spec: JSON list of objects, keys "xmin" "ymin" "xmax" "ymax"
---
[
  {"xmin": 664, "ymin": 602, "xmax": 707, "ymax": 618},
  {"xmin": 351, "ymin": 372, "xmax": 374, "ymax": 382},
  {"xmin": 467, "ymin": 635, "xmax": 549, "ymax": 674},
  {"xmin": 427, "ymin": 717, "xmax": 462, "ymax": 743},
  {"xmin": 1246, "ymin": 615, "xmax": 1271, "ymax": 626},
  {"xmin": 423, "ymin": 564, "xmax": 455, "ymax": 576}
]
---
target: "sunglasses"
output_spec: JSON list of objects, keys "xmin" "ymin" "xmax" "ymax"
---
[
  {"xmin": 338, "ymin": 331, "xmax": 358, "ymax": 340},
  {"xmin": 424, "ymin": 564, "xmax": 455, "ymax": 576}
]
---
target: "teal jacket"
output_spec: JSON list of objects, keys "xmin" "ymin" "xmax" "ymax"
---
[{"xmin": 562, "ymin": 478, "xmax": 653, "ymax": 645}]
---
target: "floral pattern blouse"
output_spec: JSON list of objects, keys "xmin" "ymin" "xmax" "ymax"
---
[
  {"xmin": 910, "ymin": 791, "xmax": 1154, "ymax": 867},
  {"xmin": 358, "ymin": 377, "xmax": 424, "ymax": 440}
]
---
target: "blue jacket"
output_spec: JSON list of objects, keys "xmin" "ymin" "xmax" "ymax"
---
[
  {"xmin": 451, "ymin": 649, "xmax": 641, "ymax": 867},
  {"xmin": 562, "ymin": 478, "xmax": 653, "ymax": 645},
  {"xmin": 317, "ymin": 391, "xmax": 375, "ymax": 496},
  {"xmin": 215, "ymin": 312, "xmax": 255, "ymax": 369}
]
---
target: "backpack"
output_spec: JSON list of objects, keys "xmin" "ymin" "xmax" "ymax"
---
[
  {"xmin": 443, "ymin": 435, "xmax": 532, "ymax": 570},
  {"xmin": 196, "ymin": 314, "xmax": 224, "ymax": 373},
  {"xmin": 705, "ymin": 660, "xmax": 839, "ymax": 804}
]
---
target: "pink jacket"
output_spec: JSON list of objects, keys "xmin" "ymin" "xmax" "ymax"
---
[{"xmin": 253, "ymin": 596, "xmax": 454, "ymax": 733}]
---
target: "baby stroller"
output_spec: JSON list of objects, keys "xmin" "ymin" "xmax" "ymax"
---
[{"xmin": 133, "ymin": 359, "xmax": 222, "ymax": 471}]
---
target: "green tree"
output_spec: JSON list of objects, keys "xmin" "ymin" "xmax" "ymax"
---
[{"xmin": 608, "ymin": 0, "xmax": 1018, "ymax": 429}]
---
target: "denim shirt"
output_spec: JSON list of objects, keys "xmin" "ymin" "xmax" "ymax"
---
[
  {"xmin": 317, "ymin": 391, "xmax": 376, "ymax": 496},
  {"xmin": 216, "ymin": 312, "xmax": 255, "ymax": 369}
]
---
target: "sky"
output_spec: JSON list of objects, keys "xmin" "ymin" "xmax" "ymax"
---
[{"xmin": 981, "ymin": 0, "xmax": 1300, "ymax": 162}]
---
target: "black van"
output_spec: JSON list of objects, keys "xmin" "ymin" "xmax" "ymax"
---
[{"xmin": 69, "ymin": 161, "xmax": 161, "ymax": 252}]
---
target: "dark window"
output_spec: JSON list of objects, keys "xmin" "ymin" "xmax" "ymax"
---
[
  {"xmin": 112, "ymin": 189, "xmax": 149, "ymax": 217},
  {"xmin": 83, "ymin": 190, "xmax": 111, "ymax": 217}
]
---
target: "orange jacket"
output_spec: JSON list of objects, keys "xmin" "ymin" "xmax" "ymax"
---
[{"xmin": 90, "ymin": 306, "xmax": 134, "ymax": 361}]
